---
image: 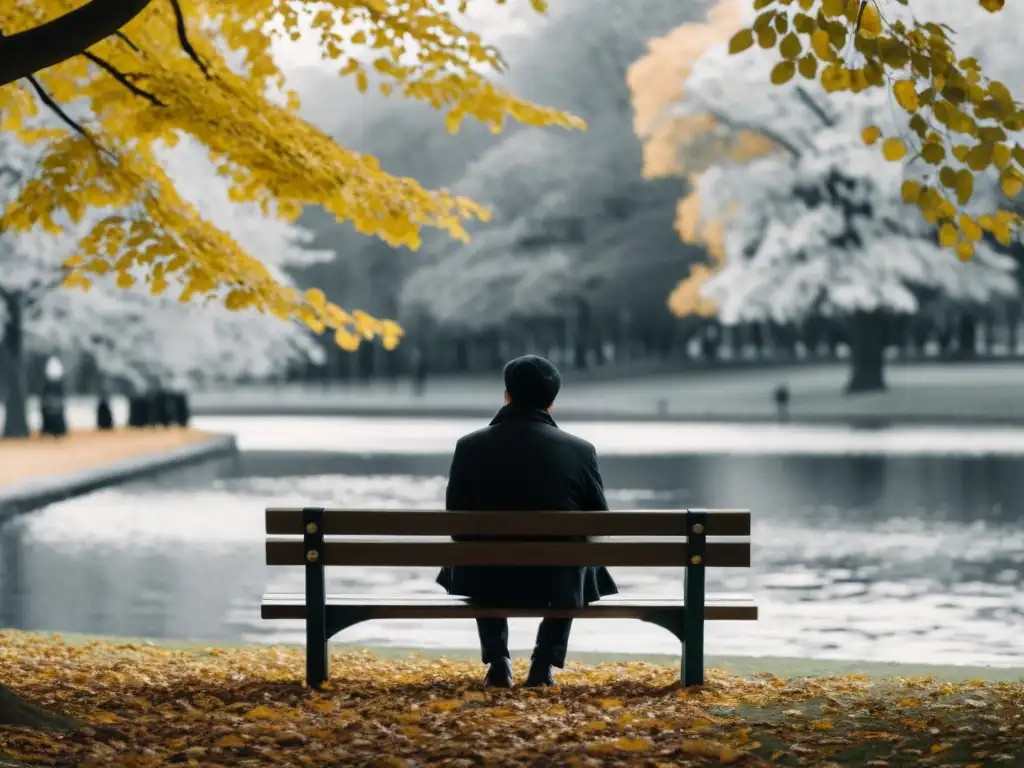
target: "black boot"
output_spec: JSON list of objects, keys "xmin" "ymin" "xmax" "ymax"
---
[
  {"xmin": 484, "ymin": 658, "xmax": 513, "ymax": 688},
  {"xmin": 524, "ymin": 660, "xmax": 556, "ymax": 687}
]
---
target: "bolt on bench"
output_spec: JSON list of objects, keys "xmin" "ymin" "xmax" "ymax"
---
[{"xmin": 262, "ymin": 507, "xmax": 756, "ymax": 689}]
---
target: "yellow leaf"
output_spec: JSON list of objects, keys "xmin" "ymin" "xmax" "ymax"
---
[
  {"xmin": 797, "ymin": 53, "xmax": 818, "ymax": 79},
  {"xmin": 429, "ymin": 699, "xmax": 463, "ymax": 712},
  {"xmin": 304, "ymin": 287, "xmax": 327, "ymax": 308},
  {"xmin": 810, "ymin": 29, "xmax": 833, "ymax": 60},
  {"xmin": 901, "ymin": 180, "xmax": 922, "ymax": 203},
  {"xmin": 861, "ymin": 125, "xmax": 881, "ymax": 146},
  {"xmin": 91, "ymin": 711, "xmax": 120, "ymax": 724},
  {"xmin": 858, "ymin": 2, "xmax": 883, "ymax": 37},
  {"xmin": 728, "ymin": 28, "xmax": 754, "ymax": 54},
  {"xmin": 335, "ymin": 328, "xmax": 361, "ymax": 351},
  {"xmin": 821, "ymin": 0, "xmax": 845, "ymax": 17},
  {"xmin": 881, "ymin": 137, "xmax": 906, "ymax": 161},
  {"xmin": 812, "ymin": 719, "xmax": 833, "ymax": 730},
  {"xmin": 445, "ymin": 110, "xmax": 464, "ymax": 134},
  {"xmin": 893, "ymin": 80, "xmax": 919, "ymax": 112},
  {"xmin": 779, "ymin": 32, "xmax": 802, "ymax": 59},
  {"xmin": 612, "ymin": 737, "xmax": 651, "ymax": 752},
  {"xmin": 599, "ymin": 698, "xmax": 623, "ymax": 709},
  {"xmin": 770, "ymin": 60, "xmax": 795, "ymax": 85},
  {"xmin": 244, "ymin": 705, "xmax": 283, "ymax": 720},
  {"xmin": 1002, "ymin": 172, "xmax": 1023, "ymax": 198},
  {"xmin": 310, "ymin": 699, "xmax": 335, "ymax": 714},
  {"xmin": 938, "ymin": 222, "xmax": 959, "ymax": 248},
  {"xmin": 955, "ymin": 170, "xmax": 974, "ymax": 205},
  {"xmin": 921, "ymin": 142, "xmax": 944, "ymax": 165},
  {"xmin": 215, "ymin": 734, "xmax": 245, "ymax": 748},
  {"xmin": 960, "ymin": 214, "xmax": 983, "ymax": 242}
]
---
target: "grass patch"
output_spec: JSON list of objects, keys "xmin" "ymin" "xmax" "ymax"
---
[{"xmin": 1, "ymin": 631, "xmax": 1022, "ymax": 766}]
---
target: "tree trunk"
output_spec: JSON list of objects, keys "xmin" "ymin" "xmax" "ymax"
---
[
  {"xmin": 845, "ymin": 310, "xmax": 887, "ymax": 394},
  {"xmin": 955, "ymin": 311, "xmax": 978, "ymax": 359},
  {"xmin": 1008, "ymin": 303, "xmax": 1021, "ymax": 356},
  {"xmin": 1, "ymin": 297, "xmax": 30, "ymax": 439}
]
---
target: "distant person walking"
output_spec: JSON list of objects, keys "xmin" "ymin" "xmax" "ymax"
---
[
  {"xmin": 39, "ymin": 355, "xmax": 67, "ymax": 438},
  {"xmin": 436, "ymin": 354, "xmax": 618, "ymax": 688}
]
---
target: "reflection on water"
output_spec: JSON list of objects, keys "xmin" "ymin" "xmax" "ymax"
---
[{"xmin": 2, "ymin": 449, "xmax": 1024, "ymax": 666}]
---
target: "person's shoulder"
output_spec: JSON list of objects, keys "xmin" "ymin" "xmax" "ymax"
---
[
  {"xmin": 455, "ymin": 425, "xmax": 494, "ymax": 450},
  {"xmin": 555, "ymin": 427, "xmax": 598, "ymax": 456}
]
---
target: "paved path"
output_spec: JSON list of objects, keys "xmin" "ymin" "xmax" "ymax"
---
[
  {"xmin": 190, "ymin": 361, "xmax": 1024, "ymax": 425},
  {"xmin": 0, "ymin": 428, "xmax": 237, "ymax": 520},
  {"xmin": 0, "ymin": 428, "xmax": 212, "ymax": 489}
]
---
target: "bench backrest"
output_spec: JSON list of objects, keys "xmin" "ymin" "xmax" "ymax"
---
[{"xmin": 265, "ymin": 508, "xmax": 751, "ymax": 568}]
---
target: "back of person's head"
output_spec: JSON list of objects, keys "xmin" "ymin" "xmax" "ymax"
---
[{"xmin": 503, "ymin": 355, "xmax": 561, "ymax": 410}]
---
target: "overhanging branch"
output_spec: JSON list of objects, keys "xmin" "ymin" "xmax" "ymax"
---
[
  {"xmin": 25, "ymin": 76, "xmax": 99, "ymax": 149},
  {"xmin": 0, "ymin": 0, "xmax": 154, "ymax": 86},
  {"xmin": 685, "ymin": 93, "xmax": 804, "ymax": 159},
  {"xmin": 710, "ymin": 110, "xmax": 803, "ymax": 159},
  {"xmin": 169, "ymin": 0, "xmax": 210, "ymax": 77},
  {"xmin": 793, "ymin": 87, "xmax": 837, "ymax": 128},
  {"xmin": 83, "ymin": 52, "xmax": 166, "ymax": 106},
  {"xmin": 23, "ymin": 273, "xmax": 69, "ymax": 308}
]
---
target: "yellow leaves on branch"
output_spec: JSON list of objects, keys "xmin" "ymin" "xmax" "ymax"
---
[
  {"xmin": 729, "ymin": 0, "xmax": 1024, "ymax": 261},
  {"xmin": 1, "ymin": 631, "xmax": 1022, "ymax": 766},
  {"xmin": 0, "ymin": 0, "xmax": 584, "ymax": 350}
]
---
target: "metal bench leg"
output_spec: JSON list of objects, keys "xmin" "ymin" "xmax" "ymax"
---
[
  {"xmin": 304, "ymin": 507, "xmax": 328, "ymax": 689},
  {"xmin": 682, "ymin": 510, "xmax": 707, "ymax": 687}
]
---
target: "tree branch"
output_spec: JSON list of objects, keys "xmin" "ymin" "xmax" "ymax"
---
[
  {"xmin": 83, "ymin": 52, "xmax": 166, "ymax": 106},
  {"xmin": 25, "ymin": 76, "xmax": 100, "ymax": 149},
  {"xmin": 115, "ymin": 31, "xmax": 141, "ymax": 53},
  {"xmin": 793, "ymin": 87, "xmax": 837, "ymax": 128},
  {"xmin": 0, "ymin": 0, "xmax": 153, "ymax": 87},
  {"xmin": 710, "ymin": 110, "xmax": 803, "ymax": 158},
  {"xmin": 169, "ymin": 0, "xmax": 210, "ymax": 78},
  {"xmin": 684, "ymin": 92, "xmax": 804, "ymax": 159},
  {"xmin": 23, "ymin": 272, "xmax": 70, "ymax": 307}
]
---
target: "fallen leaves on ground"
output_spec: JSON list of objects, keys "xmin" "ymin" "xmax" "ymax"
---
[{"xmin": 0, "ymin": 631, "xmax": 1022, "ymax": 766}]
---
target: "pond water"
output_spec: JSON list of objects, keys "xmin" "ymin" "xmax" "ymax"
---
[{"xmin": 1, "ymin": 416, "xmax": 1023, "ymax": 666}]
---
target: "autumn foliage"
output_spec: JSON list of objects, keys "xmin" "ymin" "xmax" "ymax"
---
[
  {"xmin": 726, "ymin": 0, "xmax": 1021, "ymax": 261},
  {"xmin": 1, "ymin": 632, "xmax": 1022, "ymax": 766},
  {"xmin": 629, "ymin": 0, "xmax": 1023, "ymax": 320},
  {"xmin": 0, "ymin": 1, "xmax": 583, "ymax": 350}
]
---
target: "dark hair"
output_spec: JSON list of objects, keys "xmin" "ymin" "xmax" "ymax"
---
[{"xmin": 503, "ymin": 355, "xmax": 561, "ymax": 409}]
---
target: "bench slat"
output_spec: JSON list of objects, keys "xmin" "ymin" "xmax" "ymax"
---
[
  {"xmin": 260, "ymin": 593, "xmax": 759, "ymax": 621},
  {"xmin": 265, "ymin": 538, "xmax": 750, "ymax": 567},
  {"xmin": 266, "ymin": 508, "xmax": 750, "ymax": 537}
]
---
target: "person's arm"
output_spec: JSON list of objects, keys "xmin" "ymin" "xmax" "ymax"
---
[
  {"xmin": 581, "ymin": 447, "xmax": 609, "ymax": 512},
  {"xmin": 445, "ymin": 439, "xmax": 475, "ymax": 541}
]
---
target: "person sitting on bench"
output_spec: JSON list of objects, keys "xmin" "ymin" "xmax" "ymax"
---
[{"xmin": 436, "ymin": 354, "xmax": 618, "ymax": 688}]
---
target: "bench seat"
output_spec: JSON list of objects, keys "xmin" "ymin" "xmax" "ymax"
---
[
  {"xmin": 262, "ymin": 507, "xmax": 756, "ymax": 687},
  {"xmin": 261, "ymin": 592, "xmax": 758, "ymax": 621}
]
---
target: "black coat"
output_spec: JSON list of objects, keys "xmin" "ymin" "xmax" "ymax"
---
[{"xmin": 436, "ymin": 404, "xmax": 619, "ymax": 607}]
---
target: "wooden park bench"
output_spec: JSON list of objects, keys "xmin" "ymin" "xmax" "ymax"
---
[{"xmin": 262, "ymin": 507, "xmax": 756, "ymax": 689}]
